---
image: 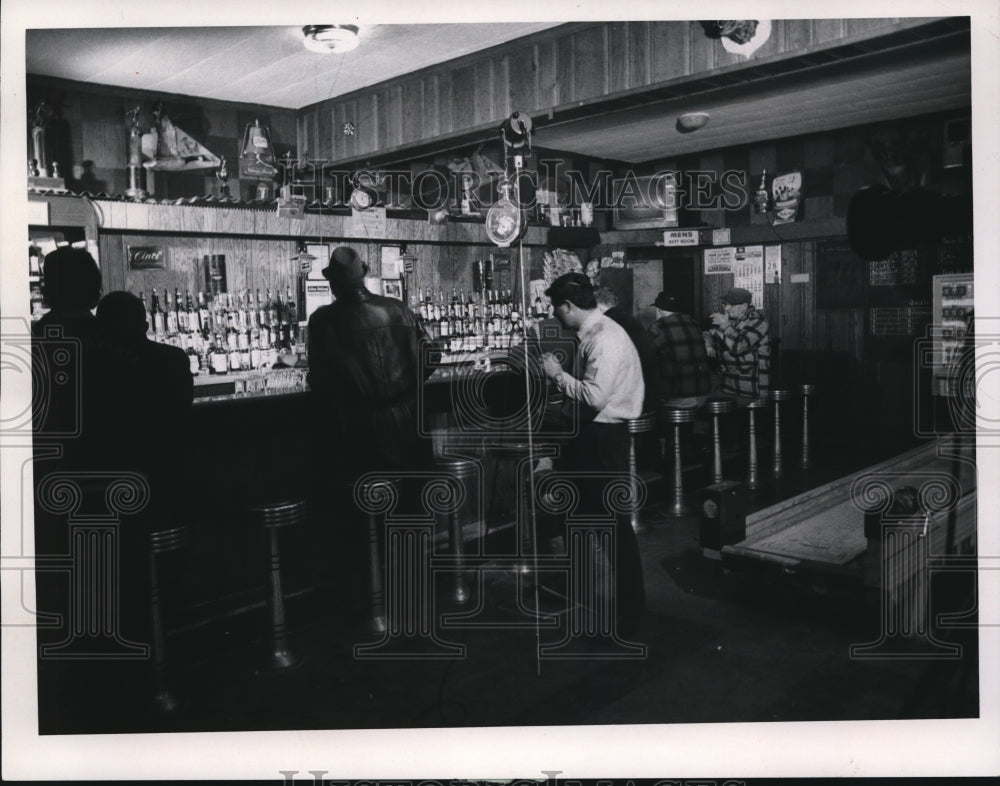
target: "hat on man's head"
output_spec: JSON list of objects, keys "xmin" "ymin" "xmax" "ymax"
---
[
  {"xmin": 322, "ymin": 246, "xmax": 367, "ymax": 285},
  {"xmin": 721, "ymin": 287, "xmax": 753, "ymax": 305},
  {"xmin": 651, "ymin": 291, "xmax": 679, "ymax": 310}
]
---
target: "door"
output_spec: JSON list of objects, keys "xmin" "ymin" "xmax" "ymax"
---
[{"xmin": 663, "ymin": 250, "xmax": 701, "ymax": 324}]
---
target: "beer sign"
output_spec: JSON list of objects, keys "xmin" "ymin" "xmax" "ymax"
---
[{"xmin": 127, "ymin": 245, "xmax": 167, "ymax": 270}]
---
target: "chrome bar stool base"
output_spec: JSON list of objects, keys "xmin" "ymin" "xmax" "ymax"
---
[
  {"xmin": 799, "ymin": 384, "xmax": 818, "ymax": 470},
  {"xmin": 745, "ymin": 399, "xmax": 769, "ymax": 492},
  {"xmin": 249, "ymin": 499, "xmax": 306, "ymax": 670},
  {"xmin": 768, "ymin": 389, "xmax": 792, "ymax": 480},
  {"xmin": 660, "ymin": 407, "xmax": 698, "ymax": 517},
  {"xmin": 702, "ymin": 398, "xmax": 737, "ymax": 485},
  {"xmin": 626, "ymin": 413, "xmax": 657, "ymax": 532}
]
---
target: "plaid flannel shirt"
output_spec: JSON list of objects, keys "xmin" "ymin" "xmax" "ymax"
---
[
  {"xmin": 648, "ymin": 313, "xmax": 712, "ymax": 399},
  {"xmin": 709, "ymin": 306, "xmax": 771, "ymax": 398}
]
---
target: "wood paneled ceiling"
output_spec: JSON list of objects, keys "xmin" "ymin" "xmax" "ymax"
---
[
  {"xmin": 538, "ymin": 32, "xmax": 971, "ymax": 163},
  {"xmin": 25, "ymin": 20, "xmax": 971, "ymax": 164}
]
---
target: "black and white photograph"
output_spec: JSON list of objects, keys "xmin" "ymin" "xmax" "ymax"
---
[{"xmin": 2, "ymin": 0, "xmax": 999, "ymax": 781}]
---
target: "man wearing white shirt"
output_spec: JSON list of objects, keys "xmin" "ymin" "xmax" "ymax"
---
[{"xmin": 541, "ymin": 272, "xmax": 646, "ymax": 636}]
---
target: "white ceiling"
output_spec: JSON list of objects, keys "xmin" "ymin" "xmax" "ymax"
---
[
  {"xmin": 24, "ymin": 21, "xmax": 971, "ymax": 165},
  {"xmin": 25, "ymin": 23, "xmax": 563, "ymax": 109}
]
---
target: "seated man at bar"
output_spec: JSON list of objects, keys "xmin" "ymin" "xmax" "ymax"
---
[
  {"xmin": 703, "ymin": 287, "xmax": 771, "ymax": 400},
  {"xmin": 95, "ymin": 291, "xmax": 194, "ymax": 510},
  {"xmin": 594, "ymin": 286, "xmax": 659, "ymax": 412},
  {"xmin": 648, "ymin": 290, "xmax": 712, "ymax": 409},
  {"xmin": 541, "ymin": 272, "xmax": 646, "ymax": 637}
]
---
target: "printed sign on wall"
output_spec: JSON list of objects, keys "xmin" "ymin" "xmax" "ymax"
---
[{"xmin": 127, "ymin": 245, "xmax": 167, "ymax": 270}]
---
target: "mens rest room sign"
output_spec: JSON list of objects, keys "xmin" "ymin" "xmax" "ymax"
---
[{"xmin": 127, "ymin": 245, "xmax": 168, "ymax": 270}]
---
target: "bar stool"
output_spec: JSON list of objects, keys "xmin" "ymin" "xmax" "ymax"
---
[
  {"xmin": 744, "ymin": 398, "xmax": 769, "ymax": 492},
  {"xmin": 248, "ymin": 499, "xmax": 306, "ymax": 669},
  {"xmin": 799, "ymin": 384, "xmax": 818, "ymax": 470},
  {"xmin": 434, "ymin": 457, "xmax": 476, "ymax": 606},
  {"xmin": 147, "ymin": 524, "xmax": 190, "ymax": 712},
  {"xmin": 702, "ymin": 398, "xmax": 737, "ymax": 485},
  {"xmin": 768, "ymin": 388, "xmax": 793, "ymax": 479},
  {"xmin": 626, "ymin": 413, "xmax": 657, "ymax": 532},
  {"xmin": 660, "ymin": 407, "xmax": 697, "ymax": 516}
]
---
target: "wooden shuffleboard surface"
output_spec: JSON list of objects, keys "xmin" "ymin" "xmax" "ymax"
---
[{"xmin": 722, "ymin": 438, "xmax": 977, "ymax": 575}]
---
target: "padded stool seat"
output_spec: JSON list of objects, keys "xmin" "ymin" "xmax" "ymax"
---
[
  {"xmin": 248, "ymin": 499, "xmax": 306, "ymax": 669},
  {"xmin": 702, "ymin": 398, "xmax": 737, "ymax": 484},
  {"xmin": 659, "ymin": 406, "xmax": 697, "ymax": 516}
]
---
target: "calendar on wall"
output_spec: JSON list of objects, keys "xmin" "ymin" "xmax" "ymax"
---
[{"xmin": 732, "ymin": 245, "xmax": 764, "ymax": 308}]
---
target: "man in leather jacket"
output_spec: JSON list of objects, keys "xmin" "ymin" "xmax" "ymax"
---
[{"xmin": 307, "ymin": 246, "xmax": 435, "ymax": 475}]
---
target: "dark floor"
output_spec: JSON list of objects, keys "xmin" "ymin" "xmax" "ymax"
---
[{"xmin": 36, "ymin": 433, "xmax": 979, "ymax": 736}]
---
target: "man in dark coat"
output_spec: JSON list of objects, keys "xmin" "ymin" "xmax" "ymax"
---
[
  {"xmin": 648, "ymin": 291, "xmax": 712, "ymax": 409},
  {"xmin": 594, "ymin": 286, "xmax": 659, "ymax": 412},
  {"xmin": 307, "ymin": 246, "xmax": 435, "ymax": 475}
]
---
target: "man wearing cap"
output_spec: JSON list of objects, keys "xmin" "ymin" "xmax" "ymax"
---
[
  {"xmin": 704, "ymin": 287, "xmax": 771, "ymax": 399},
  {"xmin": 307, "ymin": 246, "xmax": 434, "ymax": 475},
  {"xmin": 647, "ymin": 291, "xmax": 712, "ymax": 409},
  {"xmin": 540, "ymin": 272, "xmax": 646, "ymax": 636}
]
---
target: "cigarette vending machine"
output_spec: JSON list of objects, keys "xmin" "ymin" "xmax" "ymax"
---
[{"xmin": 930, "ymin": 272, "xmax": 974, "ymax": 397}]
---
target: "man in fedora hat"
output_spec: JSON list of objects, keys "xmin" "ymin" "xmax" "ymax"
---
[
  {"xmin": 647, "ymin": 291, "xmax": 712, "ymax": 409},
  {"xmin": 704, "ymin": 286, "xmax": 771, "ymax": 399},
  {"xmin": 307, "ymin": 246, "xmax": 435, "ymax": 474}
]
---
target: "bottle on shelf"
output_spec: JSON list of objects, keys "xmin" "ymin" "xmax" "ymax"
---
[
  {"xmin": 150, "ymin": 290, "xmax": 165, "ymax": 337},
  {"xmin": 210, "ymin": 334, "xmax": 229, "ymax": 374},
  {"xmin": 164, "ymin": 289, "xmax": 177, "ymax": 335}
]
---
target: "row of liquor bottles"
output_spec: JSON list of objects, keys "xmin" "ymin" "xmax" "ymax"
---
[
  {"xmin": 142, "ymin": 287, "xmax": 299, "ymax": 340},
  {"xmin": 412, "ymin": 288, "xmax": 553, "ymax": 353},
  {"xmin": 139, "ymin": 288, "xmax": 304, "ymax": 376}
]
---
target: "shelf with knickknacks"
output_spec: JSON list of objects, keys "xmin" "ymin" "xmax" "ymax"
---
[{"xmin": 27, "ymin": 101, "xmax": 67, "ymax": 192}]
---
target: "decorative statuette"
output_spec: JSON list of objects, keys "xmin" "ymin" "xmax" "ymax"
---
[
  {"xmin": 217, "ymin": 156, "xmax": 230, "ymax": 199},
  {"xmin": 124, "ymin": 105, "xmax": 148, "ymax": 200},
  {"xmin": 27, "ymin": 100, "xmax": 67, "ymax": 192}
]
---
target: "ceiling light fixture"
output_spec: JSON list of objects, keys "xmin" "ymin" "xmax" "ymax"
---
[
  {"xmin": 676, "ymin": 112, "xmax": 710, "ymax": 133},
  {"xmin": 302, "ymin": 25, "xmax": 360, "ymax": 54}
]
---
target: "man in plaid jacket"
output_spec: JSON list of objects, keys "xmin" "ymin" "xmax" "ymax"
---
[
  {"xmin": 647, "ymin": 291, "xmax": 712, "ymax": 408},
  {"xmin": 705, "ymin": 287, "xmax": 771, "ymax": 399}
]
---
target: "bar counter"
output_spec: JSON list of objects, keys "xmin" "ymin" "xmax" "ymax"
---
[{"xmin": 174, "ymin": 352, "xmax": 532, "ymax": 634}]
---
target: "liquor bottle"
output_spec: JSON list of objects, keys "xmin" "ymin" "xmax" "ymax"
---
[
  {"xmin": 197, "ymin": 291, "xmax": 210, "ymax": 335},
  {"xmin": 534, "ymin": 293, "xmax": 545, "ymax": 318},
  {"xmin": 256, "ymin": 289, "xmax": 267, "ymax": 329},
  {"xmin": 285, "ymin": 286, "xmax": 296, "ymax": 325},
  {"xmin": 185, "ymin": 343, "xmax": 200, "ymax": 375},
  {"xmin": 150, "ymin": 289, "xmax": 165, "ymax": 337},
  {"xmin": 439, "ymin": 304, "xmax": 451, "ymax": 339},
  {"xmin": 138, "ymin": 291, "xmax": 150, "ymax": 335},
  {"xmin": 163, "ymin": 289, "xmax": 176, "ymax": 334},
  {"xmin": 266, "ymin": 288, "xmax": 277, "ymax": 327},
  {"xmin": 249, "ymin": 333, "xmax": 262, "ymax": 370},
  {"xmin": 210, "ymin": 334, "xmax": 229, "ymax": 374}
]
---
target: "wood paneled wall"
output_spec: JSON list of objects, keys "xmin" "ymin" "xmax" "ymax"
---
[
  {"xmin": 299, "ymin": 18, "xmax": 908, "ymax": 164},
  {"xmin": 27, "ymin": 76, "xmax": 297, "ymax": 201}
]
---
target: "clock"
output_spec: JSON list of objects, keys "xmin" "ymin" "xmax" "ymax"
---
[{"xmin": 485, "ymin": 198, "xmax": 522, "ymax": 248}]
